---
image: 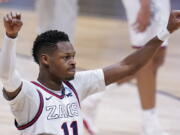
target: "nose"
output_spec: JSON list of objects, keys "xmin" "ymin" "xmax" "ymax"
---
[{"xmin": 69, "ymin": 57, "xmax": 76, "ymax": 65}]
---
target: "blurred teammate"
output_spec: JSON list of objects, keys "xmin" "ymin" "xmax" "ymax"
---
[
  {"xmin": 122, "ymin": 0, "xmax": 171, "ymax": 135},
  {"xmin": 36, "ymin": 0, "xmax": 78, "ymax": 43},
  {"xmin": 0, "ymin": 11, "xmax": 180, "ymax": 135}
]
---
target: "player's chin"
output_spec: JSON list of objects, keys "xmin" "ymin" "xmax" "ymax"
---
[
  {"xmin": 65, "ymin": 72, "xmax": 75, "ymax": 80},
  {"xmin": 65, "ymin": 75, "xmax": 74, "ymax": 81}
]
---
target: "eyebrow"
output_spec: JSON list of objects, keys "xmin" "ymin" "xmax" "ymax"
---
[{"xmin": 63, "ymin": 51, "xmax": 76, "ymax": 54}]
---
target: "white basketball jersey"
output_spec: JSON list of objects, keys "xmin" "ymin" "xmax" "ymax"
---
[{"xmin": 15, "ymin": 81, "xmax": 83, "ymax": 135}]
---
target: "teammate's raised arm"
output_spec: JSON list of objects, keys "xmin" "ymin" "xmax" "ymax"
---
[
  {"xmin": 103, "ymin": 10, "xmax": 180, "ymax": 85},
  {"xmin": 0, "ymin": 12, "xmax": 23, "ymax": 100}
]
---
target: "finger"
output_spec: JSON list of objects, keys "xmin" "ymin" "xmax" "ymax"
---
[
  {"xmin": 172, "ymin": 10, "xmax": 180, "ymax": 14},
  {"xmin": 3, "ymin": 15, "xmax": 12, "ymax": 27},
  {"xmin": 16, "ymin": 12, "xmax": 21, "ymax": 20},
  {"xmin": 10, "ymin": 11, "xmax": 14, "ymax": 19},
  {"xmin": 175, "ymin": 12, "xmax": 180, "ymax": 19},
  {"xmin": 132, "ymin": 21, "xmax": 138, "ymax": 28},
  {"xmin": 174, "ymin": 12, "xmax": 180, "ymax": 23},
  {"xmin": 177, "ymin": 19, "xmax": 180, "ymax": 27},
  {"xmin": 133, "ymin": 21, "xmax": 144, "ymax": 32},
  {"xmin": 138, "ymin": 27, "xmax": 143, "ymax": 32},
  {"xmin": 140, "ymin": 22, "xmax": 150, "ymax": 32},
  {"xmin": 137, "ymin": 25, "xmax": 145, "ymax": 32},
  {"xmin": 3, "ymin": 16, "xmax": 9, "ymax": 22},
  {"xmin": 3, "ymin": 16, "xmax": 10, "ymax": 26},
  {"xmin": 11, "ymin": 11, "xmax": 17, "ymax": 19},
  {"xmin": 132, "ymin": 22, "xmax": 139, "ymax": 30},
  {"xmin": 171, "ymin": 10, "xmax": 180, "ymax": 18},
  {"xmin": 7, "ymin": 13, "xmax": 12, "ymax": 20},
  {"xmin": 7, "ymin": 13, "xmax": 12, "ymax": 23}
]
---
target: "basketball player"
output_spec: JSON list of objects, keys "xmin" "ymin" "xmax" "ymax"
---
[
  {"xmin": 0, "ymin": 0, "xmax": 169, "ymax": 134},
  {"xmin": 0, "ymin": 11, "xmax": 180, "ymax": 135},
  {"xmin": 122, "ymin": 0, "xmax": 171, "ymax": 134},
  {"xmin": 36, "ymin": 1, "xmax": 99, "ymax": 134}
]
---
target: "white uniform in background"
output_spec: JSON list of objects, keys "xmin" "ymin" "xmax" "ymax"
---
[
  {"xmin": 36, "ymin": 0, "xmax": 78, "ymax": 43},
  {"xmin": 122, "ymin": 0, "xmax": 170, "ymax": 47},
  {"xmin": 122, "ymin": 1, "xmax": 171, "ymax": 135}
]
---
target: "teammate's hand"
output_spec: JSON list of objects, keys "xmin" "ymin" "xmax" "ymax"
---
[
  {"xmin": 133, "ymin": 8, "xmax": 151, "ymax": 32},
  {"xmin": 3, "ymin": 12, "xmax": 23, "ymax": 38},
  {"xmin": 167, "ymin": 10, "xmax": 180, "ymax": 33}
]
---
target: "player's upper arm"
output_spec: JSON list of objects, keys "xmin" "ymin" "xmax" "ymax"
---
[
  {"xmin": 0, "ymin": 35, "xmax": 22, "ymax": 98},
  {"xmin": 1, "ymin": 70, "xmax": 23, "ymax": 100},
  {"xmin": 6, "ymin": 80, "xmax": 40, "ymax": 126},
  {"xmin": 71, "ymin": 69, "xmax": 106, "ymax": 101}
]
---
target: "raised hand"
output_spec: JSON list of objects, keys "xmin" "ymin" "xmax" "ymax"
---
[
  {"xmin": 3, "ymin": 12, "xmax": 23, "ymax": 38},
  {"xmin": 133, "ymin": 7, "xmax": 151, "ymax": 32},
  {"xmin": 167, "ymin": 10, "xmax": 180, "ymax": 33}
]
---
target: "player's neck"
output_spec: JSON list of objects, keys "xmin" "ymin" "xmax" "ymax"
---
[{"xmin": 37, "ymin": 71, "xmax": 63, "ymax": 91}]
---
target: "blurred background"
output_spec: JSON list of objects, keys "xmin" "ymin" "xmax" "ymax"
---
[
  {"xmin": 0, "ymin": 0, "xmax": 180, "ymax": 135},
  {"xmin": 0, "ymin": 0, "xmax": 180, "ymax": 18}
]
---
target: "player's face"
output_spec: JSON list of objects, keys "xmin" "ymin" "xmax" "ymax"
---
[{"xmin": 48, "ymin": 41, "xmax": 76, "ymax": 81}]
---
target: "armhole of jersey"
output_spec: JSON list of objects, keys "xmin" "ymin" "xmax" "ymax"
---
[
  {"xmin": 63, "ymin": 81, "xmax": 81, "ymax": 108},
  {"xmin": 14, "ymin": 90, "xmax": 44, "ymax": 130}
]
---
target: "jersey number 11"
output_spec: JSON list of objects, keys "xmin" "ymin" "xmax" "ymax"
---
[{"xmin": 61, "ymin": 121, "xmax": 78, "ymax": 135}]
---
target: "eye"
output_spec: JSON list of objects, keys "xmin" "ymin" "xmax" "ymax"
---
[
  {"xmin": 63, "ymin": 56, "xmax": 71, "ymax": 61},
  {"xmin": 72, "ymin": 54, "xmax": 75, "ymax": 59},
  {"xmin": 62, "ymin": 53, "xmax": 75, "ymax": 61}
]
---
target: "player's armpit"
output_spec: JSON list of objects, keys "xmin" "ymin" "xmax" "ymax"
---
[{"xmin": 3, "ymin": 82, "xmax": 22, "ymax": 100}]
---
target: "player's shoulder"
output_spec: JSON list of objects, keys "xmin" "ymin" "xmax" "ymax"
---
[
  {"xmin": 21, "ymin": 80, "xmax": 38, "ymax": 91},
  {"xmin": 70, "ymin": 69, "xmax": 104, "ymax": 86},
  {"xmin": 7, "ymin": 80, "xmax": 39, "ymax": 103},
  {"xmin": 74, "ymin": 69, "xmax": 103, "ymax": 79}
]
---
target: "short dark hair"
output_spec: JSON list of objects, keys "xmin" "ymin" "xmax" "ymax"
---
[{"xmin": 32, "ymin": 30, "xmax": 70, "ymax": 64}]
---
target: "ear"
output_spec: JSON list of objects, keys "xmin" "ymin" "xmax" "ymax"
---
[{"xmin": 40, "ymin": 54, "xmax": 50, "ymax": 66}]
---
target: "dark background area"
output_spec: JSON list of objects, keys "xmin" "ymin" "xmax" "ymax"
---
[{"xmin": 0, "ymin": 0, "xmax": 179, "ymax": 19}]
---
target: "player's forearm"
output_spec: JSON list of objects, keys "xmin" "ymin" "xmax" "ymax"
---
[
  {"xmin": 0, "ymin": 35, "xmax": 21, "ymax": 92},
  {"xmin": 121, "ymin": 37, "xmax": 162, "ymax": 74},
  {"xmin": 103, "ymin": 36, "xmax": 163, "ymax": 85},
  {"xmin": 0, "ymin": 35, "xmax": 17, "ymax": 78}
]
